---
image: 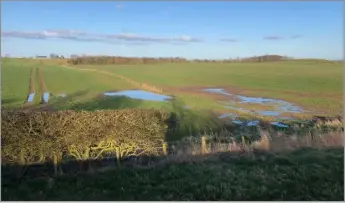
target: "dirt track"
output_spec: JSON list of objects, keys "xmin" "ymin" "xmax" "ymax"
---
[
  {"xmin": 37, "ymin": 67, "xmax": 47, "ymax": 93},
  {"xmin": 28, "ymin": 67, "xmax": 35, "ymax": 94}
]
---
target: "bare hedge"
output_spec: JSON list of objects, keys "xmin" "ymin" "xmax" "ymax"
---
[{"xmin": 1, "ymin": 109, "xmax": 169, "ymax": 165}]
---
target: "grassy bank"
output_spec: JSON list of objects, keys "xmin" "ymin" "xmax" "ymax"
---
[{"xmin": 2, "ymin": 147, "xmax": 343, "ymax": 201}]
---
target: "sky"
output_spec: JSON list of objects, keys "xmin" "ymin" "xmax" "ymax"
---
[{"xmin": 1, "ymin": 1, "xmax": 343, "ymax": 60}]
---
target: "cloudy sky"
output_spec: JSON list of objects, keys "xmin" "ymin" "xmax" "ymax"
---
[{"xmin": 1, "ymin": 1, "xmax": 343, "ymax": 59}]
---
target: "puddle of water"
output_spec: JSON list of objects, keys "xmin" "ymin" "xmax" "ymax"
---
[
  {"xmin": 232, "ymin": 120, "xmax": 244, "ymax": 125},
  {"xmin": 232, "ymin": 120, "xmax": 290, "ymax": 128},
  {"xmin": 247, "ymin": 120, "xmax": 260, "ymax": 126},
  {"xmin": 26, "ymin": 93, "xmax": 35, "ymax": 103},
  {"xmin": 42, "ymin": 92, "xmax": 50, "ymax": 103},
  {"xmin": 203, "ymin": 88, "xmax": 233, "ymax": 96},
  {"xmin": 203, "ymin": 88, "xmax": 303, "ymax": 117},
  {"xmin": 271, "ymin": 121, "xmax": 289, "ymax": 128},
  {"xmin": 104, "ymin": 90, "xmax": 172, "ymax": 101},
  {"xmin": 256, "ymin": 110, "xmax": 280, "ymax": 117},
  {"xmin": 231, "ymin": 120, "xmax": 260, "ymax": 126}
]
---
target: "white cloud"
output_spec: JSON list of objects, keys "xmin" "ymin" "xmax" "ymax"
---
[{"xmin": 1, "ymin": 29, "xmax": 202, "ymax": 45}]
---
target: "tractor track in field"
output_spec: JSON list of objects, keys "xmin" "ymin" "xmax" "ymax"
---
[
  {"xmin": 37, "ymin": 67, "xmax": 50, "ymax": 105},
  {"xmin": 23, "ymin": 67, "xmax": 36, "ymax": 105},
  {"xmin": 61, "ymin": 65, "xmax": 163, "ymax": 94}
]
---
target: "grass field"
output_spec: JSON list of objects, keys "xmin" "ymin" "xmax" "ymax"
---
[
  {"xmin": 74, "ymin": 61, "xmax": 343, "ymax": 114},
  {"xmin": 3, "ymin": 58, "xmax": 342, "ymax": 116},
  {"xmin": 1, "ymin": 57, "xmax": 344, "ymax": 201}
]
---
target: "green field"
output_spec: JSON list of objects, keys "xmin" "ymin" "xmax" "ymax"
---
[
  {"xmin": 75, "ymin": 61, "xmax": 343, "ymax": 114},
  {"xmin": 2, "ymin": 58, "xmax": 342, "ymax": 116}
]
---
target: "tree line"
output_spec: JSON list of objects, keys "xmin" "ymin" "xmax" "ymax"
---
[{"xmin": 66, "ymin": 55, "xmax": 318, "ymax": 65}]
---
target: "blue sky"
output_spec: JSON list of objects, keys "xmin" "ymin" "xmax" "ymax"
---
[{"xmin": 1, "ymin": 1, "xmax": 343, "ymax": 59}]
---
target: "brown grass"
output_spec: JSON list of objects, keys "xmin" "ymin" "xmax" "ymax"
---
[
  {"xmin": 150, "ymin": 129, "xmax": 344, "ymax": 167},
  {"xmin": 1, "ymin": 109, "xmax": 169, "ymax": 165}
]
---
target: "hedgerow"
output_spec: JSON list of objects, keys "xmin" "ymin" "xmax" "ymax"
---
[{"xmin": 1, "ymin": 109, "xmax": 169, "ymax": 165}]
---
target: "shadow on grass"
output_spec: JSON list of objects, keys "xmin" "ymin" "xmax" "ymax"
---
[
  {"xmin": 1, "ymin": 147, "xmax": 343, "ymax": 201},
  {"xmin": 2, "ymin": 98, "xmax": 20, "ymax": 105},
  {"xmin": 1, "ymin": 98, "xmax": 22, "ymax": 109},
  {"xmin": 43, "ymin": 92, "xmax": 228, "ymax": 142},
  {"xmin": 68, "ymin": 95, "xmax": 144, "ymax": 111},
  {"xmin": 165, "ymin": 99, "xmax": 227, "ymax": 141},
  {"xmin": 64, "ymin": 94, "xmax": 229, "ymax": 141}
]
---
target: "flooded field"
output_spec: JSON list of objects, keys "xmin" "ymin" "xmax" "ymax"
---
[
  {"xmin": 203, "ymin": 88, "xmax": 303, "ymax": 118},
  {"xmin": 104, "ymin": 90, "xmax": 172, "ymax": 101}
]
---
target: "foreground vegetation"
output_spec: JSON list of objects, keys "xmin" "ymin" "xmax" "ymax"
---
[
  {"xmin": 2, "ymin": 147, "xmax": 343, "ymax": 201},
  {"xmin": 2, "ymin": 107, "xmax": 344, "ymax": 200}
]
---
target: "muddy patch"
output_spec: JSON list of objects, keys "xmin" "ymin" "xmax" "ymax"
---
[
  {"xmin": 104, "ymin": 90, "xmax": 172, "ymax": 101},
  {"xmin": 203, "ymin": 88, "xmax": 303, "ymax": 118}
]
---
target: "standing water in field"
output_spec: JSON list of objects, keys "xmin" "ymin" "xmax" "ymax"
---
[
  {"xmin": 26, "ymin": 93, "xmax": 35, "ymax": 103},
  {"xmin": 104, "ymin": 90, "xmax": 172, "ymax": 101},
  {"xmin": 42, "ymin": 92, "xmax": 50, "ymax": 103},
  {"xmin": 203, "ymin": 88, "xmax": 303, "ymax": 117},
  {"xmin": 271, "ymin": 121, "xmax": 289, "ymax": 128}
]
